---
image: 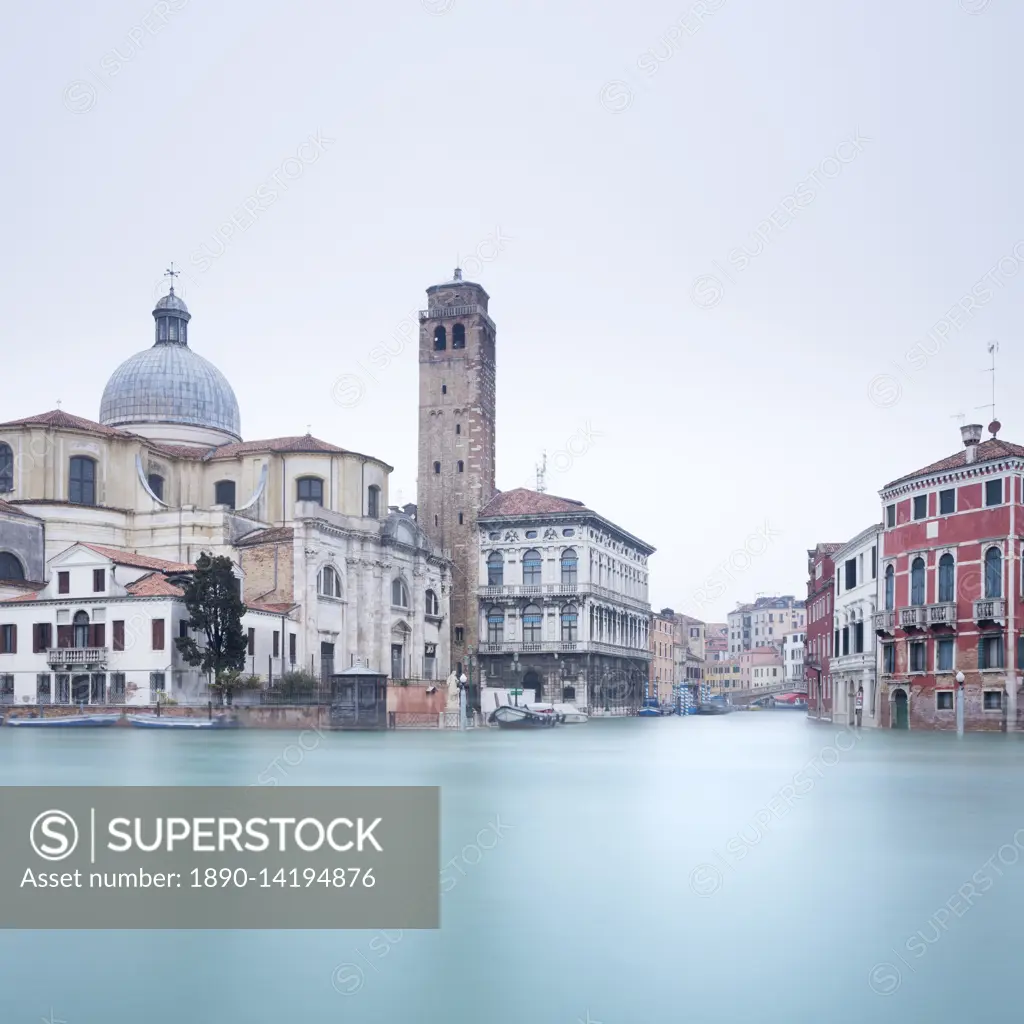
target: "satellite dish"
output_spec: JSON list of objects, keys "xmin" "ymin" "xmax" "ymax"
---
[{"xmin": 989, "ymin": 420, "xmax": 1001, "ymax": 437}]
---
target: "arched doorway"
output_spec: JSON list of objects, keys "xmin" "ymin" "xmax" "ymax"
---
[
  {"xmin": 523, "ymin": 670, "xmax": 542, "ymax": 703},
  {"xmin": 73, "ymin": 611, "xmax": 90, "ymax": 648},
  {"xmin": 892, "ymin": 688, "xmax": 909, "ymax": 730}
]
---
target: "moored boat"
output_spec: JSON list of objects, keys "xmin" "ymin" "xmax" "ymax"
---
[
  {"xmin": 126, "ymin": 714, "xmax": 239, "ymax": 729},
  {"xmin": 4, "ymin": 713, "xmax": 121, "ymax": 728},
  {"xmin": 489, "ymin": 704, "xmax": 558, "ymax": 729},
  {"xmin": 526, "ymin": 702, "xmax": 587, "ymax": 723}
]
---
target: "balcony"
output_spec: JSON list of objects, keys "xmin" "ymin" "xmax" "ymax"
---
[
  {"xmin": 476, "ymin": 640, "xmax": 647, "ymax": 659},
  {"xmin": 478, "ymin": 582, "xmax": 648, "ymax": 611},
  {"xmin": 898, "ymin": 607, "xmax": 927, "ymax": 631},
  {"xmin": 873, "ymin": 610, "xmax": 895, "ymax": 635},
  {"xmin": 46, "ymin": 647, "xmax": 108, "ymax": 667},
  {"xmin": 973, "ymin": 598, "xmax": 1006, "ymax": 624},
  {"xmin": 926, "ymin": 602, "xmax": 958, "ymax": 628}
]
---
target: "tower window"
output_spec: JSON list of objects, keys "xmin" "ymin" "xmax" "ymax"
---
[
  {"xmin": 453, "ymin": 324, "xmax": 466, "ymax": 349},
  {"xmin": 456, "ymin": 424, "xmax": 461, "ymax": 435},
  {"xmin": 69, "ymin": 457, "xmax": 96, "ymax": 505},
  {"xmin": 147, "ymin": 474, "xmax": 164, "ymax": 500},
  {"xmin": 434, "ymin": 515, "xmax": 438, "ymax": 526},
  {"xmin": 433, "ymin": 462, "xmax": 441, "ymax": 474},
  {"xmin": 0, "ymin": 443, "xmax": 12, "ymax": 493},
  {"xmin": 367, "ymin": 485, "xmax": 380, "ymax": 518},
  {"xmin": 458, "ymin": 512, "xmax": 464, "ymax": 524},
  {"xmin": 296, "ymin": 477, "xmax": 324, "ymax": 505},
  {"xmin": 434, "ymin": 326, "xmax": 447, "ymax": 351},
  {"xmin": 441, "ymin": 384, "xmax": 447, "ymax": 395},
  {"xmin": 457, "ymin": 460, "xmax": 464, "ymax": 473}
]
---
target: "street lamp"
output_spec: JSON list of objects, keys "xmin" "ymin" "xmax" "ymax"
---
[
  {"xmin": 458, "ymin": 673, "xmax": 468, "ymax": 730},
  {"xmin": 955, "ymin": 670, "xmax": 965, "ymax": 737}
]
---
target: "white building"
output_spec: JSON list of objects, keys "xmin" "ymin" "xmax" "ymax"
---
[
  {"xmin": 830, "ymin": 523, "xmax": 882, "ymax": 726},
  {"xmin": 0, "ymin": 542, "xmax": 285, "ymax": 706},
  {"xmin": 780, "ymin": 630, "xmax": 805, "ymax": 689},
  {"xmin": 0, "ymin": 283, "xmax": 451, "ymax": 694},
  {"xmin": 474, "ymin": 488, "xmax": 654, "ymax": 712},
  {"xmin": 728, "ymin": 596, "xmax": 806, "ymax": 654}
]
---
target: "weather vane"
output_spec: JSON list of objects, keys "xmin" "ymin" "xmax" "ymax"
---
[{"xmin": 164, "ymin": 262, "xmax": 180, "ymax": 293}]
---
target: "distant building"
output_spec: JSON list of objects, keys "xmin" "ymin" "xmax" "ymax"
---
[
  {"xmin": 740, "ymin": 647, "xmax": 785, "ymax": 691},
  {"xmin": 831, "ymin": 523, "xmax": 882, "ymax": 727},
  {"xmin": 780, "ymin": 629, "xmax": 805, "ymax": 690},
  {"xmin": 728, "ymin": 595, "xmax": 805, "ymax": 654},
  {"xmin": 475, "ymin": 487, "xmax": 654, "ymax": 713},
  {"xmin": 706, "ymin": 657, "xmax": 741, "ymax": 693},
  {"xmin": 806, "ymin": 543, "xmax": 842, "ymax": 720},
  {"xmin": 650, "ymin": 609, "xmax": 677, "ymax": 705},
  {"xmin": 704, "ymin": 623, "xmax": 729, "ymax": 662}
]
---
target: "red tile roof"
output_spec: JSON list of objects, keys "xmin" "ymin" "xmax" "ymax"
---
[
  {"xmin": 205, "ymin": 435, "xmax": 350, "ymax": 460},
  {"xmin": 885, "ymin": 438, "xmax": 1024, "ymax": 489},
  {"xmin": 236, "ymin": 527, "xmax": 294, "ymax": 547},
  {"xmin": 0, "ymin": 409, "xmax": 130, "ymax": 437},
  {"xmin": 0, "ymin": 498, "xmax": 39, "ymax": 519},
  {"xmin": 79, "ymin": 543, "xmax": 194, "ymax": 573},
  {"xmin": 2, "ymin": 590, "xmax": 44, "ymax": 602},
  {"xmin": 479, "ymin": 488, "xmax": 589, "ymax": 517},
  {"xmin": 124, "ymin": 572, "xmax": 185, "ymax": 597}
]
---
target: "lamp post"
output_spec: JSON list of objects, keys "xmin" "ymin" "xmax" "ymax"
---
[
  {"xmin": 459, "ymin": 673, "xmax": 467, "ymax": 730},
  {"xmin": 955, "ymin": 670, "xmax": 965, "ymax": 737}
]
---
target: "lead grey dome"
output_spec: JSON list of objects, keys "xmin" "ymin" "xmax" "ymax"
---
[{"xmin": 99, "ymin": 289, "xmax": 241, "ymax": 441}]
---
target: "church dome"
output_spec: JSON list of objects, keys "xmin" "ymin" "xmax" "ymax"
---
[{"xmin": 99, "ymin": 285, "xmax": 241, "ymax": 442}]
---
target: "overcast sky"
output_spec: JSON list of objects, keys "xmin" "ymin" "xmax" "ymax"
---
[{"xmin": 1, "ymin": 0, "xmax": 1020, "ymax": 621}]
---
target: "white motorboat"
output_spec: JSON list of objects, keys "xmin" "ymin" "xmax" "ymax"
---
[{"xmin": 527, "ymin": 702, "xmax": 588, "ymax": 724}]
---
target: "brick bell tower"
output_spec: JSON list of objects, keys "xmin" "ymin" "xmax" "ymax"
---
[{"xmin": 417, "ymin": 268, "xmax": 497, "ymax": 685}]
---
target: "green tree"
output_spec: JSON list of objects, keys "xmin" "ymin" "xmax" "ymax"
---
[{"xmin": 175, "ymin": 553, "xmax": 248, "ymax": 704}]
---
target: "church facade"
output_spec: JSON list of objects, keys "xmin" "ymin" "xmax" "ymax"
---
[{"xmin": 0, "ymin": 281, "xmax": 451, "ymax": 703}]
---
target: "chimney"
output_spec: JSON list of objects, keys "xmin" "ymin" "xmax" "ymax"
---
[{"xmin": 962, "ymin": 423, "xmax": 983, "ymax": 464}]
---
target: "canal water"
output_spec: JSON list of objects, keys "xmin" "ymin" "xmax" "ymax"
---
[{"xmin": 2, "ymin": 713, "xmax": 1024, "ymax": 1023}]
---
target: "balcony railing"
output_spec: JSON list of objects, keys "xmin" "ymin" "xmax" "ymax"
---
[
  {"xmin": 926, "ymin": 602, "xmax": 958, "ymax": 627},
  {"xmin": 973, "ymin": 598, "xmax": 1007, "ymax": 623},
  {"xmin": 419, "ymin": 303, "xmax": 489, "ymax": 321},
  {"xmin": 477, "ymin": 640, "xmax": 647, "ymax": 658},
  {"xmin": 873, "ymin": 610, "xmax": 895, "ymax": 634},
  {"xmin": 46, "ymin": 647, "xmax": 108, "ymax": 666},
  {"xmin": 898, "ymin": 607, "xmax": 927, "ymax": 630},
  {"xmin": 478, "ymin": 582, "xmax": 649, "ymax": 611}
]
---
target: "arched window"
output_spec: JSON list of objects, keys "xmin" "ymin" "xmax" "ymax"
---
[
  {"xmin": 433, "ymin": 461, "xmax": 441, "ymax": 474},
  {"xmin": 214, "ymin": 480, "xmax": 236, "ymax": 509},
  {"xmin": 318, "ymin": 565, "xmax": 341, "ymax": 598},
  {"xmin": 0, "ymin": 552, "xmax": 24, "ymax": 581},
  {"xmin": 69, "ymin": 457, "xmax": 96, "ymax": 505},
  {"xmin": 910, "ymin": 557, "xmax": 925, "ymax": 606},
  {"xmin": 367, "ymin": 485, "xmax": 380, "ymax": 518},
  {"xmin": 561, "ymin": 604, "xmax": 578, "ymax": 642},
  {"xmin": 296, "ymin": 477, "xmax": 324, "ymax": 505},
  {"xmin": 884, "ymin": 565, "xmax": 894, "ymax": 610},
  {"xmin": 487, "ymin": 607, "xmax": 504, "ymax": 644},
  {"xmin": 487, "ymin": 551, "xmax": 504, "ymax": 586},
  {"xmin": 391, "ymin": 578, "xmax": 409, "ymax": 607},
  {"xmin": 434, "ymin": 326, "xmax": 447, "ymax": 351},
  {"xmin": 522, "ymin": 549, "xmax": 542, "ymax": 586},
  {"xmin": 561, "ymin": 548, "xmax": 578, "ymax": 585},
  {"xmin": 147, "ymin": 474, "xmax": 164, "ymax": 501},
  {"xmin": 0, "ymin": 443, "xmax": 12, "ymax": 493},
  {"xmin": 452, "ymin": 324, "xmax": 465, "ymax": 349},
  {"xmin": 938, "ymin": 553, "xmax": 954, "ymax": 603},
  {"xmin": 985, "ymin": 547, "xmax": 1002, "ymax": 598},
  {"xmin": 425, "ymin": 589, "xmax": 439, "ymax": 616},
  {"xmin": 522, "ymin": 604, "xmax": 542, "ymax": 643},
  {"xmin": 457, "ymin": 460, "xmax": 464, "ymax": 473},
  {"xmin": 73, "ymin": 610, "xmax": 90, "ymax": 649}
]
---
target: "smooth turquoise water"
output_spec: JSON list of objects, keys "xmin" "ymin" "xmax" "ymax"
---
[{"xmin": 2, "ymin": 714, "xmax": 1024, "ymax": 1023}]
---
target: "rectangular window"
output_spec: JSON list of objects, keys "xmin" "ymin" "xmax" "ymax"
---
[
  {"xmin": 936, "ymin": 691, "xmax": 954, "ymax": 710},
  {"xmin": 109, "ymin": 673, "xmax": 125, "ymax": 704},
  {"xmin": 984, "ymin": 690, "xmax": 1003, "ymax": 710},
  {"xmin": 179, "ymin": 619, "xmax": 188, "ymax": 639},
  {"xmin": 92, "ymin": 568, "xmax": 105, "ymax": 592},
  {"xmin": 910, "ymin": 641, "xmax": 926, "ymax": 672},
  {"xmin": 112, "ymin": 620, "xmax": 124, "ymax": 652},
  {"xmin": 0, "ymin": 674, "xmax": 13, "ymax": 705},
  {"xmin": 886, "ymin": 504, "xmax": 896, "ymax": 528},
  {"xmin": 288, "ymin": 633, "xmax": 296, "ymax": 664},
  {"xmin": 985, "ymin": 479, "xmax": 1003, "ymax": 507},
  {"xmin": 854, "ymin": 622, "xmax": 864, "ymax": 654},
  {"xmin": 939, "ymin": 488, "xmax": 955, "ymax": 515},
  {"xmin": 58, "ymin": 571, "xmax": 69, "ymax": 594},
  {"xmin": 937, "ymin": 638, "xmax": 954, "ymax": 672},
  {"xmin": 913, "ymin": 495, "xmax": 927, "ymax": 520},
  {"xmin": 842, "ymin": 626, "xmax": 849, "ymax": 656},
  {"xmin": 979, "ymin": 634, "xmax": 1004, "ymax": 669},
  {"xmin": 0, "ymin": 624, "xmax": 16, "ymax": 655},
  {"xmin": 845, "ymin": 559, "xmax": 856, "ymax": 590},
  {"xmin": 150, "ymin": 672, "xmax": 165, "ymax": 695},
  {"xmin": 152, "ymin": 618, "xmax": 165, "ymax": 651},
  {"xmin": 272, "ymin": 631, "xmax": 280, "ymax": 657},
  {"xmin": 36, "ymin": 673, "xmax": 52, "ymax": 705},
  {"xmin": 871, "ymin": 546, "xmax": 877, "ymax": 579},
  {"xmin": 248, "ymin": 627, "xmax": 255, "ymax": 656},
  {"xmin": 882, "ymin": 643, "xmax": 895, "ymax": 674},
  {"xmin": 32, "ymin": 622, "xmax": 52, "ymax": 653},
  {"xmin": 454, "ymin": 626, "xmax": 464, "ymax": 645},
  {"xmin": 90, "ymin": 673, "xmax": 106, "ymax": 705}
]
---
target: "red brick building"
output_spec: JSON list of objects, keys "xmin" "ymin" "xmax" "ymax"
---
[
  {"xmin": 876, "ymin": 424, "xmax": 1023, "ymax": 731},
  {"xmin": 806, "ymin": 543, "xmax": 842, "ymax": 720}
]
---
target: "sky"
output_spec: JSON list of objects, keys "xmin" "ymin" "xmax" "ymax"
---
[{"xmin": 1, "ymin": 0, "xmax": 1021, "ymax": 622}]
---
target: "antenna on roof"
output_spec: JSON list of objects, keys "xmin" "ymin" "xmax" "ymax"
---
[
  {"xmin": 536, "ymin": 451, "xmax": 547, "ymax": 493},
  {"xmin": 976, "ymin": 340, "xmax": 1000, "ymax": 436},
  {"xmin": 950, "ymin": 412, "xmax": 965, "ymax": 426}
]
